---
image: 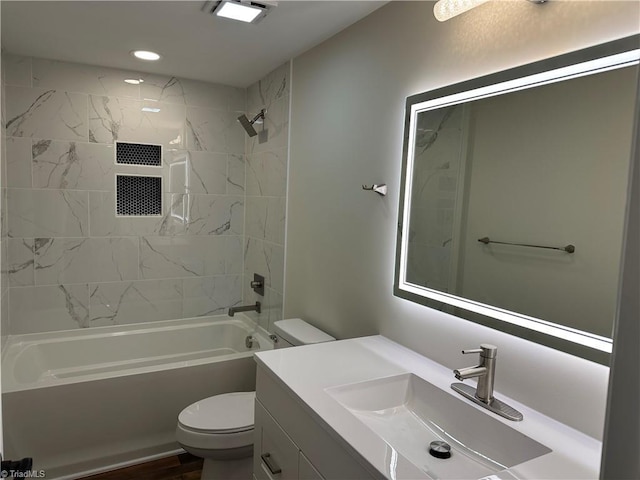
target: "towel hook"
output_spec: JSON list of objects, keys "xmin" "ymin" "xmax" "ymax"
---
[{"xmin": 362, "ymin": 184, "xmax": 387, "ymax": 196}]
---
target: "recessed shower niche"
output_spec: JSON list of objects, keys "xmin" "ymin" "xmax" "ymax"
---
[
  {"xmin": 115, "ymin": 142, "xmax": 163, "ymax": 216},
  {"xmin": 116, "ymin": 174, "xmax": 162, "ymax": 216},
  {"xmin": 115, "ymin": 141, "xmax": 162, "ymax": 167}
]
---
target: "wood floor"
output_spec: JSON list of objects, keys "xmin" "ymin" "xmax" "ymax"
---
[{"xmin": 82, "ymin": 453, "xmax": 203, "ymax": 480}]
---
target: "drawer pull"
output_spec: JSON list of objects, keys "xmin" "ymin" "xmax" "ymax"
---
[{"xmin": 261, "ymin": 453, "xmax": 282, "ymax": 475}]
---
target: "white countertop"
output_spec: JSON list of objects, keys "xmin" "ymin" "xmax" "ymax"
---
[{"xmin": 255, "ymin": 335, "xmax": 601, "ymax": 480}]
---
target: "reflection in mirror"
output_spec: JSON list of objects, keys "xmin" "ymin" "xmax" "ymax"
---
[
  {"xmin": 395, "ymin": 36, "xmax": 640, "ymax": 364},
  {"xmin": 408, "ymin": 66, "xmax": 637, "ymax": 338}
]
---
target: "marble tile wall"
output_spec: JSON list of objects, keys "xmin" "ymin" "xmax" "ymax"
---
[
  {"xmin": 1, "ymin": 54, "xmax": 255, "ymax": 334},
  {"xmin": 407, "ymin": 105, "xmax": 464, "ymax": 293},
  {"xmin": 242, "ymin": 62, "xmax": 290, "ymax": 332}
]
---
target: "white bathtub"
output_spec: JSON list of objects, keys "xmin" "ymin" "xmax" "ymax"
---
[{"xmin": 2, "ymin": 315, "xmax": 273, "ymax": 479}]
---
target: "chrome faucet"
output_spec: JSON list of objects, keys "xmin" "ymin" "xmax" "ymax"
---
[
  {"xmin": 451, "ymin": 344, "xmax": 524, "ymax": 421},
  {"xmin": 228, "ymin": 301, "xmax": 261, "ymax": 317}
]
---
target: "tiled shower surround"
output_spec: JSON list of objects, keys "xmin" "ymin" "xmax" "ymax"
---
[
  {"xmin": 1, "ymin": 55, "xmax": 289, "ymax": 334},
  {"xmin": 242, "ymin": 66, "xmax": 289, "ymax": 327},
  {"xmin": 407, "ymin": 105, "xmax": 464, "ymax": 293}
]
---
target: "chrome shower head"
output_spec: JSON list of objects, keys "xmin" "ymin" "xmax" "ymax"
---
[
  {"xmin": 237, "ymin": 109, "xmax": 265, "ymax": 137},
  {"xmin": 237, "ymin": 114, "xmax": 257, "ymax": 137}
]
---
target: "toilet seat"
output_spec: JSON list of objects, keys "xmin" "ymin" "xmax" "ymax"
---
[
  {"xmin": 176, "ymin": 422, "xmax": 254, "ymax": 451},
  {"xmin": 176, "ymin": 391, "xmax": 256, "ymax": 451},
  {"xmin": 178, "ymin": 391, "xmax": 255, "ymax": 434}
]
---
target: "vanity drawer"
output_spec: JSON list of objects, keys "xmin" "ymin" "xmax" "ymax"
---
[
  {"xmin": 255, "ymin": 399, "xmax": 300, "ymax": 480},
  {"xmin": 299, "ymin": 452, "xmax": 324, "ymax": 480},
  {"xmin": 256, "ymin": 366, "xmax": 376, "ymax": 479}
]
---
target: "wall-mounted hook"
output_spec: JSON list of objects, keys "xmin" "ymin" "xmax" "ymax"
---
[{"xmin": 362, "ymin": 184, "xmax": 387, "ymax": 196}]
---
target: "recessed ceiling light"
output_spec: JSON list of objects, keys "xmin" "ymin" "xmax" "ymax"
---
[
  {"xmin": 213, "ymin": 1, "xmax": 273, "ymax": 23},
  {"xmin": 132, "ymin": 50, "xmax": 161, "ymax": 61},
  {"xmin": 124, "ymin": 78, "xmax": 144, "ymax": 85},
  {"xmin": 141, "ymin": 107, "xmax": 161, "ymax": 113}
]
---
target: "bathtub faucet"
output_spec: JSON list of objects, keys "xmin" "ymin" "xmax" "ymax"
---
[{"xmin": 228, "ymin": 301, "xmax": 261, "ymax": 317}]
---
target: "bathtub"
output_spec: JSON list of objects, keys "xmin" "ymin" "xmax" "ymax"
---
[{"xmin": 2, "ymin": 314, "xmax": 273, "ymax": 479}]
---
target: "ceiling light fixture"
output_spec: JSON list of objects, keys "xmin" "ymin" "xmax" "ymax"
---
[
  {"xmin": 124, "ymin": 79, "xmax": 144, "ymax": 85},
  {"xmin": 209, "ymin": 0, "xmax": 276, "ymax": 24},
  {"xmin": 132, "ymin": 50, "xmax": 161, "ymax": 61},
  {"xmin": 434, "ymin": 0, "xmax": 545, "ymax": 22},
  {"xmin": 433, "ymin": 0, "xmax": 488, "ymax": 21}
]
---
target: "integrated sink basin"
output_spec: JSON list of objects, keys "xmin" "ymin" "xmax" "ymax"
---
[{"xmin": 326, "ymin": 373, "xmax": 551, "ymax": 479}]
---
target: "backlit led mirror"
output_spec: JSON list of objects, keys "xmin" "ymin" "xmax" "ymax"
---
[{"xmin": 394, "ymin": 36, "xmax": 640, "ymax": 365}]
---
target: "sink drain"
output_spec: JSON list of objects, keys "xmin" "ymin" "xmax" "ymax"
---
[{"xmin": 429, "ymin": 441, "xmax": 452, "ymax": 459}]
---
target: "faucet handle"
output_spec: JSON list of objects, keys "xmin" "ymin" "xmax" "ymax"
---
[{"xmin": 462, "ymin": 344, "xmax": 498, "ymax": 358}]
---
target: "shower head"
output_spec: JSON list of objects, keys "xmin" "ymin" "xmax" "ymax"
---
[
  {"xmin": 237, "ymin": 114, "xmax": 257, "ymax": 137},
  {"xmin": 237, "ymin": 109, "xmax": 265, "ymax": 137}
]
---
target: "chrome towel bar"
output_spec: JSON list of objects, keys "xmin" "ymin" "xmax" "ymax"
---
[{"xmin": 478, "ymin": 236, "xmax": 575, "ymax": 254}]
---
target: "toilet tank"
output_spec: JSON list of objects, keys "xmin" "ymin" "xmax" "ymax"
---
[{"xmin": 273, "ymin": 319, "xmax": 335, "ymax": 348}]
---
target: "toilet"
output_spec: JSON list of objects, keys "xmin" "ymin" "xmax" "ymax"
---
[{"xmin": 176, "ymin": 319, "xmax": 335, "ymax": 480}]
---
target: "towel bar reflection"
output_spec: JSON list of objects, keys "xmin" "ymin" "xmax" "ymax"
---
[{"xmin": 478, "ymin": 237, "xmax": 575, "ymax": 254}]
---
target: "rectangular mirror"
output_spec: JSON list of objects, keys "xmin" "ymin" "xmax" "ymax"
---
[{"xmin": 395, "ymin": 36, "xmax": 640, "ymax": 365}]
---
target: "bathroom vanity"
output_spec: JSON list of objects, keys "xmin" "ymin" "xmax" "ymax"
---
[{"xmin": 253, "ymin": 336, "xmax": 601, "ymax": 480}]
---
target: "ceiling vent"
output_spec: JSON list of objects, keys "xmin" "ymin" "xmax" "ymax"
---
[{"xmin": 203, "ymin": 0, "xmax": 277, "ymax": 24}]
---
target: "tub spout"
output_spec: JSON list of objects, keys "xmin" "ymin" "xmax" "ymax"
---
[{"xmin": 228, "ymin": 301, "xmax": 261, "ymax": 317}]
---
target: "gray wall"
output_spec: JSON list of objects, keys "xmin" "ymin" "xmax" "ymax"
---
[
  {"xmin": 0, "ymin": 3, "xmax": 5, "ymax": 453},
  {"xmin": 286, "ymin": 0, "xmax": 640, "ymax": 440},
  {"xmin": 601, "ymin": 65, "xmax": 640, "ymax": 480},
  {"xmin": 459, "ymin": 68, "xmax": 636, "ymax": 337}
]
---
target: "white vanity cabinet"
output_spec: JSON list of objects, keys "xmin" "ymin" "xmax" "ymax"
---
[
  {"xmin": 254, "ymin": 400, "xmax": 300, "ymax": 480},
  {"xmin": 253, "ymin": 336, "xmax": 603, "ymax": 480},
  {"xmin": 298, "ymin": 452, "xmax": 324, "ymax": 480},
  {"xmin": 253, "ymin": 365, "xmax": 376, "ymax": 480}
]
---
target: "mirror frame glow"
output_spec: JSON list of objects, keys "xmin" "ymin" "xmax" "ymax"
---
[{"xmin": 394, "ymin": 35, "xmax": 640, "ymax": 365}]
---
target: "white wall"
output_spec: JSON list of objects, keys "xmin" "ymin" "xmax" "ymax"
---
[{"xmin": 285, "ymin": 0, "xmax": 640, "ymax": 440}]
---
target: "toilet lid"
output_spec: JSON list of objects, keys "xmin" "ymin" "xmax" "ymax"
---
[{"xmin": 178, "ymin": 392, "xmax": 255, "ymax": 434}]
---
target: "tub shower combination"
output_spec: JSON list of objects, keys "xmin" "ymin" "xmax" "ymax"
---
[{"xmin": 2, "ymin": 315, "xmax": 272, "ymax": 480}]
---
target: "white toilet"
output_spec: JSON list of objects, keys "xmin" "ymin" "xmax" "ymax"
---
[{"xmin": 176, "ymin": 319, "xmax": 335, "ymax": 480}]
